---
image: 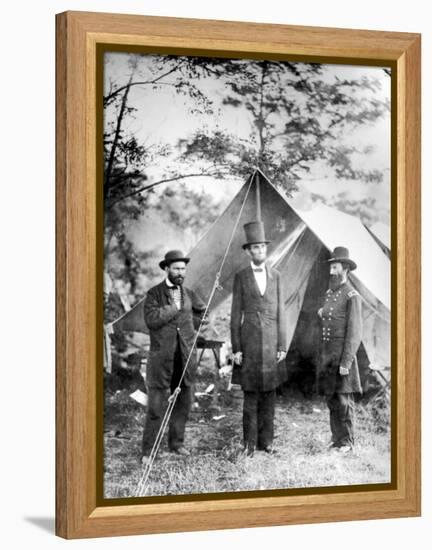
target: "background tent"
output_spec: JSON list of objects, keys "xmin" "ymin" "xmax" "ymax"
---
[
  {"xmin": 112, "ymin": 169, "xmax": 391, "ymax": 386},
  {"xmin": 366, "ymin": 221, "xmax": 391, "ymax": 258}
]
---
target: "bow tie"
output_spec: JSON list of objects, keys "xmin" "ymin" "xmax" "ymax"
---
[{"xmin": 253, "ymin": 267, "xmax": 264, "ymax": 273}]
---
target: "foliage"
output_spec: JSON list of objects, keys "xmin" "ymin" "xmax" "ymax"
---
[
  {"xmin": 310, "ymin": 191, "xmax": 382, "ymax": 225},
  {"xmin": 180, "ymin": 59, "xmax": 389, "ymax": 197},
  {"xmin": 103, "ymin": 53, "xmax": 390, "ymax": 308}
]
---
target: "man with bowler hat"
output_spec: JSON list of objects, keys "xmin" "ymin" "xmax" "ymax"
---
[
  {"xmin": 317, "ymin": 246, "xmax": 363, "ymax": 453},
  {"xmin": 230, "ymin": 221, "xmax": 287, "ymax": 456},
  {"xmin": 141, "ymin": 250, "xmax": 206, "ymax": 463}
]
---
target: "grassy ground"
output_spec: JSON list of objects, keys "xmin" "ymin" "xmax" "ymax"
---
[{"xmin": 104, "ymin": 365, "xmax": 391, "ymax": 499}]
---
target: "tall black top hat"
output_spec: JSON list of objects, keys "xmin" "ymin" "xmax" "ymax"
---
[
  {"xmin": 242, "ymin": 221, "xmax": 270, "ymax": 250},
  {"xmin": 159, "ymin": 250, "xmax": 190, "ymax": 270},
  {"xmin": 327, "ymin": 246, "xmax": 357, "ymax": 271}
]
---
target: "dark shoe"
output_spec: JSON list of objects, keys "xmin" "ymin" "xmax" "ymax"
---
[
  {"xmin": 242, "ymin": 446, "xmax": 255, "ymax": 457},
  {"xmin": 338, "ymin": 445, "xmax": 353, "ymax": 455},
  {"xmin": 261, "ymin": 446, "xmax": 278, "ymax": 456},
  {"xmin": 171, "ymin": 446, "xmax": 190, "ymax": 457}
]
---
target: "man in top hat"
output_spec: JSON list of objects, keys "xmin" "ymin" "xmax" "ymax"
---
[
  {"xmin": 141, "ymin": 250, "xmax": 206, "ymax": 462},
  {"xmin": 317, "ymin": 246, "xmax": 363, "ymax": 453},
  {"xmin": 230, "ymin": 221, "xmax": 287, "ymax": 456}
]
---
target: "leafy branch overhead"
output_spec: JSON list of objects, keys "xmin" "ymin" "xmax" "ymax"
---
[
  {"xmin": 104, "ymin": 54, "xmax": 388, "ymax": 207},
  {"xmin": 180, "ymin": 60, "xmax": 389, "ymax": 194},
  {"xmin": 103, "ymin": 53, "xmax": 390, "ymax": 301}
]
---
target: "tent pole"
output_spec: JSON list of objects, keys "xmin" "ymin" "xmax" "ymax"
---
[{"xmin": 255, "ymin": 171, "xmax": 261, "ymax": 221}]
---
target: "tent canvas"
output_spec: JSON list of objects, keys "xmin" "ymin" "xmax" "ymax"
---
[
  {"xmin": 366, "ymin": 221, "xmax": 391, "ymax": 258},
  {"xmin": 112, "ymin": 169, "xmax": 391, "ymax": 378}
]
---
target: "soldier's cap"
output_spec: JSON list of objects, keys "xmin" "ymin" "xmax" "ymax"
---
[
  {"xmin": 159, "ymin": 250, "xmax": 190, "ymax": 270},
  {"xmin": 326, "ymin": 246, "xmax": 357, "ymax": 271}
]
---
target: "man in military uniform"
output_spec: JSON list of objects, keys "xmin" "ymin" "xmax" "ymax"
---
[
  {"xmin": 231, "ymin": 221, "xmax": 287, "ymax": 456},
  {"xmin": 317, "ymin": 246, "xmax": 362, "ymax": 453},
  {"xmin": 141, "ymin": 250, "xmax": 206, "ymax": 463}
]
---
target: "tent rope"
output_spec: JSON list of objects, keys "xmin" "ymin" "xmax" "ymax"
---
[{"xmin": 134, "ymin": 172, "xmax": 256, "ymax": 497}]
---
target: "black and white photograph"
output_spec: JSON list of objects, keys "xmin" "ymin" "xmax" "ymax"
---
[{"xmin": 102, "ymin": 50, "xmax": 391, "ymax": 500}]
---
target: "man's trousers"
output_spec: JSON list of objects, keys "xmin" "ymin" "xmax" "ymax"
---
[
  {"xmin": 243, "ymin": 390, "xmax": 276, "ymax": 453},
  {"xmin": 142, "ymin": 339, "xmax": 192, "ymax": 456},
  {"xmin": 326, "ymin": 392, "xmax": 355, "ymax": 447}
]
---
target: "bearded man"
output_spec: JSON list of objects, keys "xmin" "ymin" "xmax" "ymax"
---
[
  {"xmin": 317, "ymin": 246, "xmax": 363, "ymax": 453},
  {"xmin": 141, "ymin": 250, "xmax": 206, "ymax": 463}
]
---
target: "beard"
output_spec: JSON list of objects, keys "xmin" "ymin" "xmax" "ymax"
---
[
  {"xmin": 252, "ymin": 258, "xmax": 266, "ymax": 266},
  {"xmin": 329, "ymin": 273, "xmax": 344, "ymax": 290},
  {"xmin": 168, "ymin": 274, "xmax": 184, "ymax": 286}
]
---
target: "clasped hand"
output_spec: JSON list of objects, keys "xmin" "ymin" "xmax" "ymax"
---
[{"xmin": 233, "ymin": 351, "xmax": 287, "ymax": 365}]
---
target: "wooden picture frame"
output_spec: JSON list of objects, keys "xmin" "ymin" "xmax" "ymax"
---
[{"xmin": 55, "ymin": 10, "xmax": 421, "ymax": 539}]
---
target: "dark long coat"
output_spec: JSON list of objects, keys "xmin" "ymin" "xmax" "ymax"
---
[
  {"xmin": 318, "ymin": 281, "xmax": 363, "ymax": 395},
  {"xmin": 230, "ymin": 265, "xmax": 287, "ymax": 392},
  {"xmin": 144, "ymin": 280, "xmax": 206, "ymax": 389}
]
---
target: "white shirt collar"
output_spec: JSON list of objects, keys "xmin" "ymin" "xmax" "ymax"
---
[
  {"xmin": 250, "ymin": 262, "xmax": 266, "ymax": 271},
  {"xmin": 165, "ymin": 278, "xmax": 175, "ymax": 287}
]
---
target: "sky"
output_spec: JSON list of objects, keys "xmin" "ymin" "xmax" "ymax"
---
[{"xmin": 104, "ymin": 52, "xmax": 391, "ymax": 252}]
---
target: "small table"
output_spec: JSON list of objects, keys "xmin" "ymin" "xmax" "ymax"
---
[
  {"xmin": 196, "ymin": 337, "xmax": 224, "ymax": 369},
  {"xmin": 196, "ymin": 337, "xmax": 225, "ymax": 407}
]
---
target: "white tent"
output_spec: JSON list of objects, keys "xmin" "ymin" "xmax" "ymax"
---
[{"xmin": 366, "ymin": 221, "xmax": 391, "ymax": 258}]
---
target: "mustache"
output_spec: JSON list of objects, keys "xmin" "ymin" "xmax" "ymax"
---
[{"xmin": 168, "ymin": 274, "xmax": 184, "ymax": 285}]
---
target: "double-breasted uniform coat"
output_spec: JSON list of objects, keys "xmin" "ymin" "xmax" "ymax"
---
[
  {"xmin": 231, "ymin": 264, "xmax": 287, "ymax": 452},
  {"xmin": 318, "ymin": 280, "xmax": 363, "ymax": 448},
  {"xmin": 141, "ymin": 280, "xmax": 205, "ymax": 455}
]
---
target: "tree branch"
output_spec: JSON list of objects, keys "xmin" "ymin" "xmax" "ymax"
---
[
  {"xmin": 106, "ymin": 171, "xmax": 232, "ymax": 210},
  {"xmin": 104, "ymin": 66, "xmax": 178, "ymax": 104},
  {"xmin": 104, "ymin": 74, "xmax": 134, "ymax": 198}
]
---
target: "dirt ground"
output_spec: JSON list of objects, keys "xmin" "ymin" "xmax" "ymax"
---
[{"xmin": 103, "ymin": 365, "xmax": 391, "ymax": 499}]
